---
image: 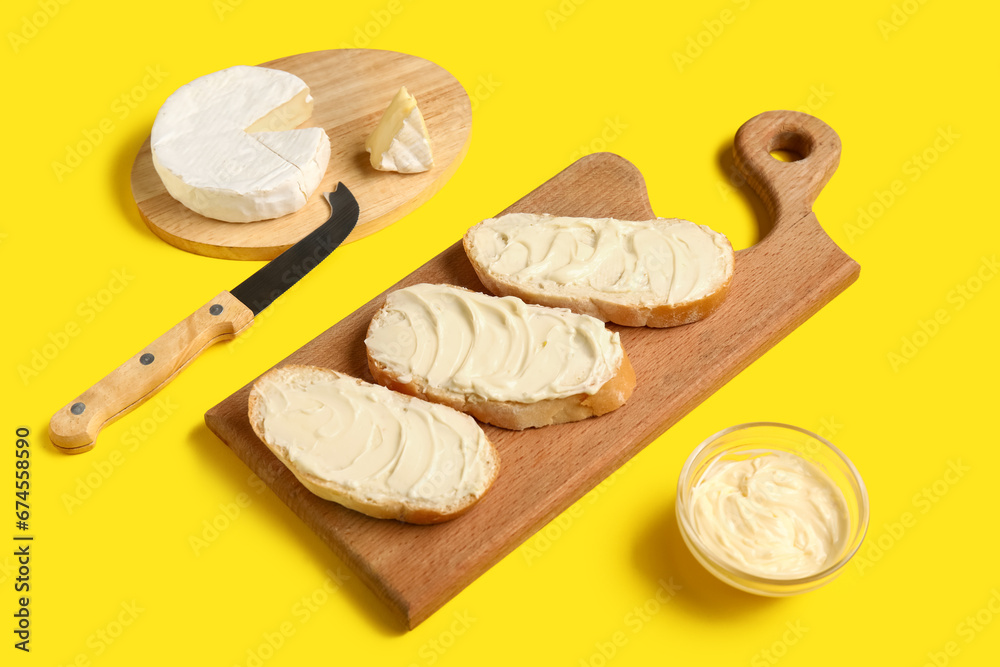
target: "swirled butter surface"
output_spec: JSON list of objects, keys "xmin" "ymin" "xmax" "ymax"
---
[
  {"xmin": 466, "ymin": 213, "xmax": 732, "ymax": 305},
  {"xmin": 254, "ymin": 370, "xmax": 492, "ymax": 503},
  {"xmin": 689, "ymin": 450, "xmax": 849, "ymax": 579},
  {"xmin": 364, "ymin": 283, "xmax": 623, "ymax": 403}
]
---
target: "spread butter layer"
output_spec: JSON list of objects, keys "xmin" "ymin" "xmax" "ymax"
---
[
  {"xmin": 466, "ymin": 213, "xmax": 732, "ymax": 305},
  {"xmin": 689, "ymin": 449, "xmax": 849, "ymax": 579},
  {"xmin": 364, "ymin": 284, "xmax": 623, "ymax": 404},
  {"xmin": 255, "ymin": 371, "xmax": 491, "ymax": 504}
]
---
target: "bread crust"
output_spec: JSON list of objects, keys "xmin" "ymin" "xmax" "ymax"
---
[
  {"xmin": 248, "ymin": 365, "xmax": 500, "ymax": 524},
  {"xmin": 462, "ymin": 219, "xmax": 735, "ymax": 328},
  {"xmin": 365, "ymin": 297, "xmax": 636, "ymax": 430}
]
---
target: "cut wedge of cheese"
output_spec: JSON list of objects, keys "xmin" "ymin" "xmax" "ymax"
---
[
  {"xmin": 151, "ymin": 66, "xmax": 331, "ymax": 223},
  {"xmin": 248, "ymin": 365, "xmax": 499, "ymax": 524},
  {"xmin": 253, "ymin": 129, "xmax": 331, "ymax": 202},
  {"xmin": 464, "ymin": 213, "xmax": 735, "ymax": 327},
  {"xmin": 365, "ymin": 86, "xmax": 433, "ymax": 173},
  {"xmin": 365, "ymin": 284, "xmax": 635, "ymax": 430}
]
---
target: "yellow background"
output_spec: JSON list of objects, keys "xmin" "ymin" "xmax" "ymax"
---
[{"xmin": 4, "ymin": 0, "xmax": 998, "ymax": 664}]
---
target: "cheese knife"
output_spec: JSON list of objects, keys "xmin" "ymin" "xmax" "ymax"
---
[{"xmin": 49, "ymin": 184, "xmax": 360, "ymax": 454}]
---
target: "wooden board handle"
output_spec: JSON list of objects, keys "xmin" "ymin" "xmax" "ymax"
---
[
  {"xmin": 733, "ymin": 110, "xmax": 842, "ymax": 230},
  {"xmin": 49, "ymin": 292, "xmax": 254, "ymax": 454}
]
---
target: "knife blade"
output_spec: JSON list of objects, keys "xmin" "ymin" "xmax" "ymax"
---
[{"xmin": 49, "ymin": 183, "xmax": 360, "ymax": 454}]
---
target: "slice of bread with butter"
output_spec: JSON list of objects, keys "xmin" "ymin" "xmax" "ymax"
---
[
  {"xmin": 365, "ymin": 283, "xmax": 635, "ymax": 430},
  {"xmin": 248, "ymin": 365, "xmax": 499, "ymax": 524},
  {"xmin": 464, "ymin": 213, "xmax": 735, "ymax": 327}
]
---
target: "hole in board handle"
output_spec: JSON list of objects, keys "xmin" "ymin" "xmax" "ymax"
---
[
  {"xmin": 769, "ymin": 149, "xmax": 803, "ymax": 162},
  {"xmin": 767, "ymin": 131, "xmax": 813, "ymax": 163}
]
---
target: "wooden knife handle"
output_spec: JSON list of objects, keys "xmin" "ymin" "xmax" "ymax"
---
[
  {"xmin": 733, "ymin": 110, "xmax": 842, "ymax": 231},
  {"xmin": 49, "ymin": 291, "xmax": 254, "ymax": 454}
]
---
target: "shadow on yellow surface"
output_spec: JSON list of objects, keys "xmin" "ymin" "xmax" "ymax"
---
[
  {"xmin": 715, "ymin": 141, "xmax": 774, "ymax": 247},
  {"xmin": 186, "ymin": 421, "xmax": 408, "ymax": 637},
  {"xmin": 113, "ymin": 126, "xmax": 155, "ymax": 240},
  {"xmin": 634, "ymin": 501, "xmax": 780, "ymax": 621}
]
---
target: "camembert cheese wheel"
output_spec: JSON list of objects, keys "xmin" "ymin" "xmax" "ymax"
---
[{"xmin": 151, "ymin": 66, "xmax": 331, "ymax": 223}]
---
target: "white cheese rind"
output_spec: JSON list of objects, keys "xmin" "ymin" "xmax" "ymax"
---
[
  {"xmin": 253, "ymin": 128, "xmax": 332, "ymax": 202},
  {"xmin": 151, "ymin": 66, "xmax": 331, "ymax": 223}
]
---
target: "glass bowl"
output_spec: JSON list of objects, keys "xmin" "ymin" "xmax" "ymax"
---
[{"xmin": 675, "ymin": 422, "xmax": 869, "ymax": 596}]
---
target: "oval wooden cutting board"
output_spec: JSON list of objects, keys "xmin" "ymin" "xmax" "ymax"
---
[
  {"xmin": 130, "ymin": 49, "xmax": 472, "ymax": 260},
  {"xmin": 205, "ymin": 112, "xmax": 860, "ymax": 629}
]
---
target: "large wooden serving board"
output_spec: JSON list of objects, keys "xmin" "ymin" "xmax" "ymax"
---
[
  {"xmin": 131, "ymin": 49, "xmax": 471, "ymax": 260},
  {"xmin": 205, "ymin": 111, "xmax": 860, "ymax": 629}
]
